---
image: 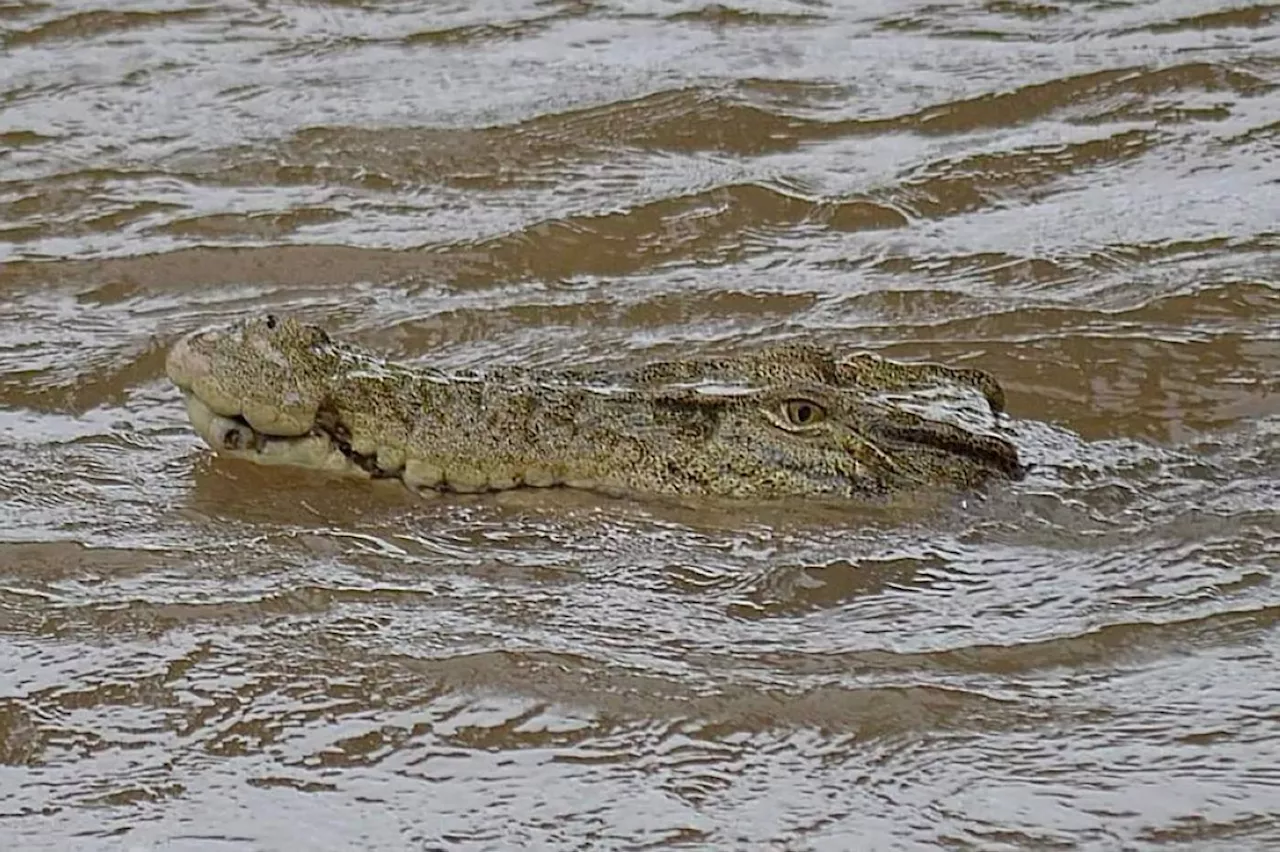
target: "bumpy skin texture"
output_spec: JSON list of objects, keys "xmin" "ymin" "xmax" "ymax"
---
[{"xmin": 166, "ymin": 314, "xmax": 1025, "ymax": 500}]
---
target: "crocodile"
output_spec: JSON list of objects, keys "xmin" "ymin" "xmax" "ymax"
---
[{"xmin": 165, "ymin": 313, "xmax": 1026, "ymax": 501}]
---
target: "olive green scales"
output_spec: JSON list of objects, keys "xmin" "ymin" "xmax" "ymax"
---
[{"xmin": 166, "ymin": 314, "xmax": 1025, "ymax": 501}]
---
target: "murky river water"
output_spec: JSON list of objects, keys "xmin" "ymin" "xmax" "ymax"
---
[{"xmin": 2, "ymin": 1, "xmax": 1278, "ymax": 849}]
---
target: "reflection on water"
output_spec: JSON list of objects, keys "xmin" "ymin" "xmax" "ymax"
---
[{"xmin": 1, "ymin": 0, "xmax": 1278, "ymax": 848}]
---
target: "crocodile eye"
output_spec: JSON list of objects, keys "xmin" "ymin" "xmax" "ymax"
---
[{"xmin": 784, "ymin": 398, "xmax": 824, "ymax": 427}]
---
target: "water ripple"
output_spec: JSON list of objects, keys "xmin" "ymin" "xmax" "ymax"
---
[{"xmin": 1, "ymin": 0, "xmax": 1278, "ymax": 847}]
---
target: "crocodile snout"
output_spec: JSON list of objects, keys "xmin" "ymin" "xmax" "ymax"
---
[{"xmin": 165, "ymin": 328, "xmax": 216, "ymax": 394}]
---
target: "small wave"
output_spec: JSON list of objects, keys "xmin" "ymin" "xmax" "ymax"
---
[{"xmin": 1, "ymin": 7, "xmax": 211, "ymax": 49}]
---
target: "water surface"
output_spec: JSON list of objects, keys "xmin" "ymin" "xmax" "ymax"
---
[{"xmin": 1, "ymin": 0, "xmax": 1278, "ymax": 849}]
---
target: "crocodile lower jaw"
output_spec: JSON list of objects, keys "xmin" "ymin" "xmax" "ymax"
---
[
  {"xmin": 182, "ymin": 392, "xmax": 372, "ymax": 479},
  {"xmin": 180, "ymin": 392, "xmax": 602, "ymax": 495}
]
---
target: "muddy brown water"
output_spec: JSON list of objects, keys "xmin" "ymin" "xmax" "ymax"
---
[{"xmin": 1, "ymin": 1, "xmax": 1278, "ymax": 849}]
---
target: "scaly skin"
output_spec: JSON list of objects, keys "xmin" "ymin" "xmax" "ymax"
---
[{"xmin": 165, "ymin": 314, "xmax": 1025, "ymax": 500}]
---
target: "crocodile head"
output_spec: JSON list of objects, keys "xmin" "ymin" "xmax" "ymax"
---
[{"xmin": 166, "ymin": 314, "xmax": 1025, "ymax": 500}]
